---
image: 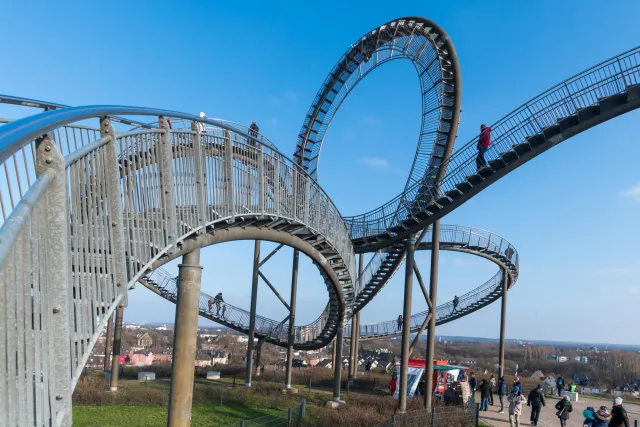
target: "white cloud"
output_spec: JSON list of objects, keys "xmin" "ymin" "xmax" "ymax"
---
[
  {"xmin": 358, "ymin": 156, "xmax": 390, "ymax": 169},
  {"xmin": 620, "ymin": 182, "xmax": 640, "ymax": 199}
]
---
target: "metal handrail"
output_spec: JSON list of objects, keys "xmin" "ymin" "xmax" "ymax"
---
[{"xmin": 344, "ymin": 46, "xmax": 640, "ymax": 240}]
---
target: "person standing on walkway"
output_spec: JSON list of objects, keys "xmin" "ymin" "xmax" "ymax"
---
[
  {"xmin": 610, "ymin": 397, "xmax": 630, "ymax": 427},
  {"xmin": 479, "ymin": 379, "xmax": 491, "ymax": 411},
  {"xmin": 248, "ymin": 121, "xmax": 260, "ymax": 147},
  {"xmin": 476, "ymin": 124, "xmax": 492, "ymax": 170},
  {"xmin": 498, "ymin": 376, "xmax": 507, "ymax": 413},
  {"xmin": 556, "ymin": 375, "xmax": 565, "ymax": 397},
  {"xmin": 396, "ymin": 315, "xmax": 403, "ymax": 331},
  {"xmin": 469, "ymin": 372, "xmax": 477, "ymax": 394},
  {"xmin": 452, "ymin": 295, "xmax": 459, "ymax": 313},
  {"xmin": 527, "ymin": 384, "xmax": 546, "ymax": 426},
  {"xmin": 554, "ymin": 395, "xmax": 572, "ymax": 427},
  {"xmin": 213, "ymin": 292, "xmax": 224, "ymax": 316},
  {"xmin": 489, "ymin": 375, "xmax": 496, "ymax": 405},
  {"xmin": 508, "ymin": 389, "xmax": 526, "ymax": 427}
]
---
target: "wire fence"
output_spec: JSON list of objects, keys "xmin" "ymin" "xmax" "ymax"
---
[
  {"xmin": 222, "ymin": 399, "xmax": 306, "ymax": 427},
  {"xmin": 374, "ymin": 404, "xmax": 479, "ymax": 427}
]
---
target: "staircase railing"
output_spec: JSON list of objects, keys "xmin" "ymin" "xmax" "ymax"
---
[{"xmin": 345, "ymin": 46, "xmax": 640, "ymax": 240}]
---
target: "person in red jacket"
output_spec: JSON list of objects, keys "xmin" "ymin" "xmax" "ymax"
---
[
  {"xmin": 476, "ymin": 124, "xmax": 492, "ymax": 171},
  {"xmin": 390, "ymin": 375, "xmax": 397, "ymax": 394}
]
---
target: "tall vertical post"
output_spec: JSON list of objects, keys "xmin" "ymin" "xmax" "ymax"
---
[
  {"xmin": 285, "ymin": 250, "xmax": 299, "ymax": 389},
  {"xmin": 332, "ymin": 324, "xmax": 344, "ymax": 402},
  {"xmin": 254, "ymin": 341, "xmax": 263, "ymax": 377},
  {"xmin": 350, "ymin": 254, "xmax": 364, "ymax": 379},
  {"xmin": 35, "ymin": 134, "xmax": 72, "ymax": 424},
  {"xmin": 103, "ymin": 314, "xmax": 114, "ymax": 372},
  {"xmin": 498, "ymin": 269, "xmax": 509, "ymax": 378},
  {"xmin": 331, "ymin": 340, "xmax": 337, "ymax": 367},
  {"xmin": 424, "ymin": 221, "xmax": 440, "ymax": 409},
  {"xmin": 109, "ymin": 307, "xmax": 124, "ymax": 391},
  {"xmin": 398, "ymin": 234, "xmax": 417, "ymax": 412},
  {"xmin": 168, "ymin": 249, "xmax": 203, "ymax": 427},
  {"xmin": 245, "ymin": 241, "xmax": 261, "ymax": 387}
]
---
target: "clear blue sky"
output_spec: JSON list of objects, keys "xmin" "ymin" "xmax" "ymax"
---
[{"xmin": 2, "ymin": 1, "xmax": 639, "ymax": 345}]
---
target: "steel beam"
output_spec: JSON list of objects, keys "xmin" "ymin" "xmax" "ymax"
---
[
  {"xmin": 352, "ymin": 253, "xmax": 364, "ymax": 378},
  {"xmin": 285, "ymin": 250, "xmax": 299, "ymax": 389},
  {"xmin": 109, "ymin": 306, "xmax": 124, "ymax": 392},
  {"xmin": 498, "ymin": 269, "xmax": 509, "ymax": 378},
  {"xmin": 424, "ymin": 220, "xmax": 440, "ymax": 409},
  {"xmin": 245, "ymin": 241, "xmax": 261, "ymax": 387},
  {"xmin": 332, "ymin": 324, "xmax": 344, "ymax": 402},
  {"xmin": 103, "ymin": 314, "xmax": 114, "ymax": 372},
  {"xmin": 168, "ymin": 248, "xmax": 203, "ymax": 427},
  {"xmin": 398, "ymin": 233, "xmax": 417, "ymax": 412},
  {"xmin": 257, "ymin": 270, "xmax": 290, "ymax": 311}
]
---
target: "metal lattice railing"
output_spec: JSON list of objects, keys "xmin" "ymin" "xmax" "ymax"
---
[
  {"xmin": 144, "ymin": 267, "xmax": 331, "ymax": 346},
  {"xmin": 0, "ymin": 107, "xmax": 355, "ymax": 426},
  {"xmin": 345, "ymin": 46, "xmax": 640, "ymax": 240}
]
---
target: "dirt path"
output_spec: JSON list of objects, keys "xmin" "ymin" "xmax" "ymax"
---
[{"xmin": 479, "ymin": 395, "xmax": 640, "ymax": 427}]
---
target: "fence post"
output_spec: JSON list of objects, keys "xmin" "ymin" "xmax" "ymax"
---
[
  {"xmin": 430, "ymin": 406, "xmax": 436, "ymax": 427},
  {"xmin": 391, "ymin": 414, "xmax": 396, "ymax": 426},
  {"xmin": 287, "ymin": 407, "xmax": 292, "ymax": 426},
  {"xmin": 475, "ymin": 402, "xmax": 480, "ymax": 426},
  {"xmin": 299, "ymin": 399, "xmax": 306, "ymax": 421},
  {"xmin": 240, "ymin": 421, "xmax": 245, "ymax": 427}
]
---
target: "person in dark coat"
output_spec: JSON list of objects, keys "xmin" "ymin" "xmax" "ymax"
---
[
  {"xmin": 498, "ymin": 376, "xmax": 508, "ymax": 413},
  {"xmin": 527, "ymin": 384, "xmax": 546, "ymax": 426},
  {"xmin": 555, "ymin": 395, "xmax": 572, "ymax": 426},
  {"xmin": 479, "ymin": 379, "xmax": 491, "ymax": 411},
  {"xmin": 610, "ymin": 397, "xmax": 630, "ymax": 427},
  {"xmin": 469, "ymin": 372, "xmax": 477, "ymax": 393}
]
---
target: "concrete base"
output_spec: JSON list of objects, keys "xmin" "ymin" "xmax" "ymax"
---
[
  {"xmin": 206, "ymin": 371, "xmax": 221, "ymax": 380},
  {"xmin": 281, "ymin": 387, "xmax": 298, "ymax": 394},
  {"xmin": 109, "ymin": 387, "xmax": 118, "ymax": 392},
  {"xmin": 325, "ymin": 399, "xmax": 346, "ymax": 409},
  {"xmin": 561, "ymin": 391, "xmax": 579, "ymax": 402}
]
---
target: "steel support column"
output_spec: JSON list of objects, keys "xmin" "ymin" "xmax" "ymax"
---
[
  {"xmin": 285, "ymin": 249, "xmax": 299, "ymax": 389},
  {"xmin": 398, "ymin": 233, "xmax": 417, "ymax": 412},
  {"xmin": 109, "ymin": 306, "xmax": 124, "ymax": 392},
  {"xmin": 498, "ymin": 269, "xmax": 509, "ymax": 378},
  {"xmin": 349, "ymin": 253, "xmax": 364, "ymax": 379},
  {"xmin": 103, "ymin": 314, "xmax": 114, "ymax": 372},
  {"xmin": 245, "ymin": 240, "xmax": 261, "ymax": 387},
  {"xmin": 168, "ymin": 249, "xmax": 203, "ymax": 427},
  {"xmin": 332, "ymin": 324, "xmax": 344, "ymax": 402},
  {"xmin": 424, "ymin": 221, "xmax": 440, "ymax": 409},
  {"xmin": 254, "ymin": 340, "xmax": 263, "ymax": 377}
]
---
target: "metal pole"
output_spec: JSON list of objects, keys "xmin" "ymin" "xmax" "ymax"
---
[
  {"xmin": 332, "ymin": 339, "xmax": 337, "ymax": 367},
  {"xmin": 398, "ymin": 233, "xmax": 417, "ymax": 412},
  {"xmin": 332, "ymin": 324, "xmax": 344, "ymax": 402},
  {"xmin": 109, "ymin": 306, "xmax": 124, "ymax": 391},
  {"xmin": 168, "ymin": 249, "xmax": 203, "ymax": 427},
  {"xmin": 245, "ymin": 240, "xmax": 261, "ymax": 387},
  {"xmin": 349, "ymin": 253, "xmax": 364, "ymax": 379},
  {"xmin": 424, "ymin": 221, "xmax": 440, "ymax": 409},
  {"xmin": 254, "ymin": 341, "xmax": 262, "ymax": 377},
  {"xmin": 353, "ymin": 253, "xmax": 364, "ymax": 378},
  {"xmin": 103, "ymin": 314, "xmax": 114, "ymax": 372},
  {"xmin": 498, "ymin": 268, "xmax": 509, "ymax": 378},
  {"xmin": 285, "ymin": 250, "xmax": 299, "ymax": 389}
]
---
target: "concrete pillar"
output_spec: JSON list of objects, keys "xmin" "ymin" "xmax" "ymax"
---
[
  {"xmin": 285, "ymin": 250, "xmax": 299, "ymax": 389},
  {"xmin": 245, "ymin": 240, "xmax": 260, "ymax": 387},
  {"xmin": 331, "ymin": 340, "xmax": 337, "ymax": 367},
  {"xmin": 424, "ymin": 221, "xmax": 440, "ymax": 409},
  {"xmin": 332, "ymin": 324, "xmax": 344, "ymax": 402},
  {"xmin": 349, "ymin": 253, "xmax": 364, "ymax": 379},
  {"xmin": 398, "ymin": 234, "xmax": 417, "ymax": 412},
  {"xmin": 168, "ymin": 249, "xmax": 203, "ymax": 427},
  {"xmin": 254, "ymin": 341, "xmax": 263, "ymax": 377},
  {"xmin": 103, "ymin": 313, "xmax": 114, "ymax": 372},
  {"xmin": 109, "ymin": 306, "xmax": 124, "ymax": 391},
  {"xmin": 498, "ymin": 268, "xmax": 509, "ymax": 378}
]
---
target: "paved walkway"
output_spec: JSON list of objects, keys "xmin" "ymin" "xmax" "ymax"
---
[{"xmin": 478, "ymin": 394, "xmax": 640, "ymax": 427}]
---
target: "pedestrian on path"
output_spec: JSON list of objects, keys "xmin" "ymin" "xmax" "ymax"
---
[
  {"xmin": 554, "ymin": 395, "xmax": 573, "ymax": 426},
  {"xmin": 489, "ymin": 375, "xmax": 496, "ymax": 405},
  {"xmin": 508, "ymin": 389, "xmax": 526, "ymax": 427},
  {"xmin": 593, "ymin": 405, "xmax": 612, "ymax": 427},
  {"xmin": 480, "ymin": 379, "xmax": 491, "ymax": 411},
  {"xmin": 469, "ymin": 372, "xmax": 477, "ymax": 394},
  {"xmin": 610, "ymin": 397, "xmax": 630, "ymax": 427},
  {"xmin": 213, "ymin": 292, "xmax": 224, "ymax": 316},
  {"xmin": 396, "ymin": 315, "xmax": 403, "ymax": 331},
  {"xmin": 498, "ymin": 376, "xmax": 507, "ymax": 413},
  {"xmin": 527, "ymin": 384, "xmax": 546, "ymax": 426},
  {"xmin": 556, "ymin": 375, "xmax": 565, "ymax": 397}
]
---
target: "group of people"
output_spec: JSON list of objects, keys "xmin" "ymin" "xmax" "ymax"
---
[
  {"xmin": 207, "ymin": 292, "xmax": 225, "ymax": 317},
  {"xmin": 468, "ymin": 371, "xmax": 631, "ymax": 427}
]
